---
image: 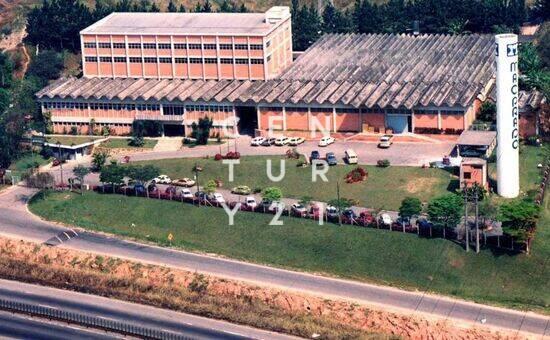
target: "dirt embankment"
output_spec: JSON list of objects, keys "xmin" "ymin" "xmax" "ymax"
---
[{"xmin": 0, "ymin": 237, "xmax": 529, "ymax": 339}]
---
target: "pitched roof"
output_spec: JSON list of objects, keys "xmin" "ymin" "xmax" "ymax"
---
[
  {"xmin": 81, "ymin": 12, "xmax": 281, "ymax": 36},
  {"xmin": 37, "ymin": 33, "xmax": 497, "ymax": 109}
]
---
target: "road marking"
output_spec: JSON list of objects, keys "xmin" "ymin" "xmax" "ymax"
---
[
  {"xmin": 54, "ymin": 236, "xmax": 63, "ymax": 243},
  {"xmin": 62, "ymin": 232, "xmax": 71, "ymax": 240},
  {"xmin": 38, "ymin": 304, "xmax": 58, "ymax": 310}
]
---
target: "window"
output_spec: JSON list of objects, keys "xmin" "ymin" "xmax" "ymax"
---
[
  {"xmin": 144, "ymin": 57, "xmax": 156, "ymax": 63},
  {"xmin": 336, "ymin": 108, "xmax": 360, "ymax": 113},
  {"xmin": 203, "ymin": 43, "xmax": 216, "ymax": 50},
  {"xmin": 311, "ymin": 107, "xmax": 332, "ymax": 113},
  {"xmin": 219, "ymin": 44, "xmax": 232, "ymax": 50},
  {"xmin": 250, "ymin": 44, "xmax": 263, "ymax": 50},
  {"xmin": 158, "ymin": 43, "xmax": 171, "ymax": 49},
  {"xmin": 220, "ymin": 58, "xmax": 233, "ymax": 64},
  {"xmin": 112, "ymin": 43, "xmax": 125, "ymax": 49},
  {"xmin": 189, "ymin": 58, "xmax": 201, "ymax": 63},
  {"xmin": 85, "ymin": 56, "xmax": 98, "ymax": 62},
  {"xmin": 234, "ymin": 44, "xmax": 247, "ymax": 50},
  {"xmin": 266, "ymin": 41, "xmax": 271, "ymax": 48},
  {"xmin": 159, "ymin": 57, "xmax": 172, "ymax": 63},
  {"xmin": 175, "ymin": 57, "xmax": 188, "ymax": 63},
  {"xmin": 174, "ymin": 43, "xmax": 187, "ymax": 49},
  {"xmin": 128, "ymin": 43, "xmax": 141, "ymax": 49},
  {"xmin": 463, "ymin": 172, "xmax": 471, "ymax": 179},
  {"xmin": 266, "ymin": 55, "xmax": 271, "ymax": 62},
  {"xmin": 143, "ymin": 43, "xmax": 156, "ymax": 49},
  {"xmin": 100, "ymin": 56, "xmax": 112, "ymax": 62},
  {"xmin": 204, "ymin": 58, "xmax": 217, "ymax": 64},
  {"xmin": 129, "ymin": 57, "xmax": 141, "ymax": 63},
  {"xmin": 114, "ymin": 57, "xmax": 126, "ymax": 63},
  {"xmin": 288, "ymin": 107, "xmax": 308, "ymax": 112},
  {"xmin": 84, "ymin": 42, "xmax": 96, "ymax": 48},
  {"xmin": 235, "ymin": 58, "xmax": 248, "ymax": 64},
  {"xmin": 98, "ymin": 42, "xmax": 111, "ymax": 48},
  {"xmin": 262, "ymin": 106, "xmax": 282, "ymax": 112},
  {"xmin": 188, "ymin": 43, "xmax": 201, "ymax": 49},
  {"xmin": 251, "ymin": 59, "xmax": 264, "ymax": 64}
]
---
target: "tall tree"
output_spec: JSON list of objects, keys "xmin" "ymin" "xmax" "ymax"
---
[
  {"xmin": 498, "ymin": 201, "xmax": 539, "ymax": 253},
  {"xmin": 178, "ymin": 3, "xmax": 186, "ymax": 12},
  {"xmin": 167, "ymin": 0, "xmax": 178, "ymax": 12},
  {"xmin": 427, "ymin": 194, "xmax": 463, "ymax": 238}
]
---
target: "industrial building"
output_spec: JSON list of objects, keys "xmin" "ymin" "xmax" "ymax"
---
[{"xmin": 37, "ymin": 10, "xmax": 504, "ymax": 137}]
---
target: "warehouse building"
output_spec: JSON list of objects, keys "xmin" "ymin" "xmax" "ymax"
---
[{"xmin": 37, "ymin": 22, "xmax": 497, "ymax": 137}]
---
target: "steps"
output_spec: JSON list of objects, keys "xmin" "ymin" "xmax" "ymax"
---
[{"xmin": 152, "ymin": 138, "xmax": 181, "ymax": 152}]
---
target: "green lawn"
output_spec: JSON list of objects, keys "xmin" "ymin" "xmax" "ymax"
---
[
  {"xmin": 29, "ymin": 191, "xmax": 550, "ymax": 313},
  {"xmin": 130, "ymin": 156, "xmax": 455, "ymax": 211},
  {"xmin": 8, "ymin": 153, "xmax": 52, "ymax": 177},
  {"xmin": 100, "ymin": 138, "xmax": 158, "ymax": 149},
  {"xmin": 46, "ymin": 136, "xmax": 103, "ymax": 146}
]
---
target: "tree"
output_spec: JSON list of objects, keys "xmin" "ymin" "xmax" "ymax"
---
[
  {"xmin": 498, "ymin": 200, "xmax": 539, "ymax": 253},
  {"xmin": 478, "ymin": 101, "xmax": 496, "ymax": 122},
  {"xmin": 323, "ymin": 2, "xmax": 352, "ymax": 33},
  {"xmin": 99, "ymin": 162, "xmax": 125, "ymax": 192},
  {"xmin": 427, "ymin": 194, "xmax": 463, "ymax": 238},
  {"xmin": 399, "ymin": 197, "xmax": 422, "ymax": 219},
  {"xmin": 25, "ymin": 172, "xmax": 55, "ymax": 197},
  {"xmin": 167, "ymin": 0, "xmax": 178, "ymax": 12},
  {"xmin": 126, "ymin": 164, "xmax": 160, "ymax": 184},
  {"xmin": 0, "ymin": 88, "xmax": 9, "ymax": 114},
  {"xmin": 91, "ymin": 150, "xmax": 110, "ymax": 171},
  {"xmin": 178, "ymin": 4, "xmax": 186, "ymax": 12},
  {"xmin": 72, "ymin": 165, "xmax": 90, "ymax": 195},
  {"xmin": 130, "ymin": 121, "xmax": 145, "ymax": 147},
  {"xmin": 204, "ymin": 179, "xmax": 217, "ymax": 195},
  {"xmin": 262, "ymin": 186, "xmax": 282, "ymax": 202},
  {"xmin": 299, "ymin": 195, "xmax": 313, "ymax": 209},
  {"xmin": 191, "ymin": 117, "xmax": 213, "ymax": 145}
]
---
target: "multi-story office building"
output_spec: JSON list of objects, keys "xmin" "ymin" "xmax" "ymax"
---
[{"xmin": 80, "ymin": 7, "xmax": 292, "ymax": 80}]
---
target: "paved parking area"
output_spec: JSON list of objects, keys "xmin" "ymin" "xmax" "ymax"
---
[{"xmin": 128, "ymin": 136, "xmax": 455, "ymax": 166}]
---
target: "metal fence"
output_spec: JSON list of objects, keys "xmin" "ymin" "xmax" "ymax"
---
[{"xmin": 0, "ymin": 298, "xmax": 192, "ymax": 340}]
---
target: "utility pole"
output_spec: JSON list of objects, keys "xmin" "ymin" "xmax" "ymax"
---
[
  {"xmin": 336, "ymin": 180, "xmax": 342, "ymax": 226},
  {"xmin": 463, "ymin": 188, "xmax": 469, "ymax": 252},
  {"xmin": 475, "ymin": 190, "xmax": 480, "ymax": 253},
  {"xmin": 194, "ymin": 162, "xmax": 200, "ymax": 207},
  {"xmin": 57, "ymin": 142, "xmax": 64, "ymax": 187}
]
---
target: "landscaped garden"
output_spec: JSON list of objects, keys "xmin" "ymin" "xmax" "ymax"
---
[
  {"xmin": 129, "ymin": 155, "xmax": 454, "ymax": 211},
  {"xmin": 100, "ymin": 138, "xmax": 157, "ymax": 149},
  {"xmin": 29, "ymin": 189, "xmax": 550, "ymax": 313}
]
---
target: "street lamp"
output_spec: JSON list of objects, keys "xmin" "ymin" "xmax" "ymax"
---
[{"xmin": 57, "ymin": 141, "xmax": 64, "ymax": 187}]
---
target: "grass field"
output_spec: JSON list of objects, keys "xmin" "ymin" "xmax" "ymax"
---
[
  {"xmin": 8, "ymin": 153, "xmax": 51, "ymax": 178},
  {"xmin": 29, "ymin": 190, "xmax": 550, "ymax": 313},
  {"xmin": 100, "ymin": 138, "xmax": 158, "ymax": 149},
  {"xmin": 131, "ymin": 156, "xmax": 454, "ymax": 210}
]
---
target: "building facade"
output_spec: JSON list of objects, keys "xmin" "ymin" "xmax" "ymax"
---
[{"xmin": 80, "ymin": 7, "xmax": 292, "ymax": 81}]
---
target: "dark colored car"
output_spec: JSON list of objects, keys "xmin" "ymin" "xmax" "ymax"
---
[
  {"xmin": 133, "ymin": 184, "xmax": 146, "ymax": 194},
  {"xmin": 326, "ymin": 152, "xmax": 337, "ymax": 165},
  {"xmin": 310, "ymin": 150, "xmax": 320, "ymax": 162},
  {"xmin": 194, "ymin": 191, "xmax": 208, "ymax": 200},
  {"xmin": 261, "ymin": 138, "xmax": 276, "ymax": 146},
  {"xmin": 341, "ymin": 209, "xmax": 358, "ymax": 224}
]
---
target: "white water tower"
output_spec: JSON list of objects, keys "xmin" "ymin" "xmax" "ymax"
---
[{"xmin": 495, "ymin": 34, "xmax": 520, "ymax": 198}]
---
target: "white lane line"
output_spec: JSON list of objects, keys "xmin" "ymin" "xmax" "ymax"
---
[
  {"xmin": 54, "ymin": 236, "xmax": 63, "ymax": 243},
  {"xmin": 70, "ymin": 229, "xmax": 78, "ymax": 237},
  {"xmin": 62, "ymin": 232, "xmax": 71, "ymax": 240},
  {"xmin": 38, "ymin": 304, "xmax": 58, "ymax": 310}
]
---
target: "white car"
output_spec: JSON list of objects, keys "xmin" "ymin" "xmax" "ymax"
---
[
  {"xmin": 209, "ymin": 192, "xmax": 225, "ymax": 204},
  {"xmin": 274, "ymin": 136, "xmax": 289, "ymax": 146},
  {"xmin": 318, "ymin": 136, "xmax": 335, "ymax": 147},
  {"xmin": 245, "ymin": 196, "xmax": 257, "ymax": 208},
  {"xmin": 378, "ymin": 135, "xmax": 394, "ymax": 148},
  {"xmin": 268, "ymin": 201, "xmax": 285, "ymax": 213},
  {"xmin": 152, "ymin": 175, "xmax": 171, "ymax": 184},
  {"xmin": 379, "ymin": 213, "xmax": 392, "ymax": 226},
  {"xmin": 250, "ymin": 136, "xmax": 265, "ymax": 146},
  {"xmin": 288, "ymin": 137, "xmax": 305, "ymax": 146},
  {"xmin": 291, "ymin": 203, "xmax": 307, "ymax": 215},
  {"xmin": 180, "ymin": 188, "xmax": 193, "ymax": 199}
]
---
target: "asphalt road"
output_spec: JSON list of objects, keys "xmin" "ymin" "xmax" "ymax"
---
[
  {"xmin": 0, "ymin": 186, "xmax": 549, "ymax": 337},
  {"xmin": 0, "ymin": 279, "xmax": 296, "ymax": 340},
  {"xmin": 0, "ymin": 310, "xmax": 119, "ymax": 340}
]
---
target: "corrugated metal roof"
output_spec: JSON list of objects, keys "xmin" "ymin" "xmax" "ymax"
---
[{"xmin": 37, "ymin": 33, "xmax": 498, "ymax": 109}]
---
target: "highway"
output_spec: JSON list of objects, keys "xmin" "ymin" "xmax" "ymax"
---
[
  {"xmin": 0, "ymin": 278, "xmax": 296, "ymax": 340},
  {"xmin": 0, "ymin": 185, "xmax": 549, "ymax": 337}
]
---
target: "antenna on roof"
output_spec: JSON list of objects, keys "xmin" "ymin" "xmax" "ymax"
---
[{"xmin": 412, "ymin": 21, "xmax": 420, "ymax": 36}]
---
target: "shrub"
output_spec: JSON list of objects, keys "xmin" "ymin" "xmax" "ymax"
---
[
  {"xmin": 414, "ymin": 127, "xmax": 443, "ymax": 134},
  {"xmin": 188, "ymin": 273, "xmax": 209, "ymax": 295},
  {"xmin": 444, "ymin": 128, "xmax": 464, "ymax": 135},
  {"xmin": 377, "ymin": 159, "xmax": 390, "ymax": 167},
  {"xmin": 224, "ymin": 151, "xmax": 240, "ymax": 159},
  {"xmin": 345, "ymin": 167, "xmax": 368, "ymax": 183},
  {"xmin": 70, "ymin": 126, "xmax": 78, "ymax": 135},
  {"xmin": 214, "ymin": 153, "xmax": 223, "ymax": 161}
]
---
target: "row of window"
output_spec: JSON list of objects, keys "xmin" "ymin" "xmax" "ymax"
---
[
  {"xmin": 86, "ymin": 56, "xmax": 265, "ymax": 64},
  {"xmin": 84, "ymin": 42, "xmax": 264, "ymax": 50},
  {"xmin": 44, "ymin": 102, "xmax": 233, "ymax": 112}
]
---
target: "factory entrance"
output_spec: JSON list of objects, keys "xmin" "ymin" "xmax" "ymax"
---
[
  {"xmin": 235, "ymin": 106, "xmax": 258, "ymax": 136},
  {"xmin": 163, "ymin": 124, "xmax": 185, "ymax": 136}
]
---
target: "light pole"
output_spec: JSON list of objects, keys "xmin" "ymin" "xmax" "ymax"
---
[
  {"xmin": 57, "ymin": 142, "xmax": 64, "ymax": 187},
  {"xmin": 336, "ymin": 180, "xmax": 342, "ymax": 226},
  {"xmin": 474, "ymin": 190, "xmax": 480, "ymax": 253},
  {"xmin": 463, "ymin": 185, "xmax": 469, "ymax": 252}
]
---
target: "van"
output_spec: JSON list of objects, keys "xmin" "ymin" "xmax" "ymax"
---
[{"xmin": 344, "ymin": 149, "xmax": 358, "ymax": 164}]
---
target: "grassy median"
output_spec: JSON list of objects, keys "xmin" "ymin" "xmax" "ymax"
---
[
  {"xmin": 129, "ymin": 156, "xmax": 454, "ymax": 211},
  {"xmin": 30, "ymin": 191, "xmax": 550, "ymax": 313}
]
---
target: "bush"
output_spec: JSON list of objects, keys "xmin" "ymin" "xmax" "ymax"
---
[
  {"xmin": 414, "ymin": 127, "xmax": 443, "ymax": 134},
  {"xmin": 224, "ymin": 151, "xmax": 240, "ymax": 159},
  {"xmin": 377, "ymin": 159, "xmax": 390, "ymax": 167},
  {"xmin": 344, "ymin": 167, "xmax": 368, "ymax": 183},
  {"xmin": 70, "ymin": 126, "xmax": 78, "ymax": 135},
  {"xmin": 444, "ymin": 128, "xmax": 463, "ymax": 135},
  {"xmin": 214, "ymin": 153, "xmax": 223, "ymax": 161}
]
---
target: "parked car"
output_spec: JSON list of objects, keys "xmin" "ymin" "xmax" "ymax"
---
[
  {"xmin": 318, "ymin": 136, "xmax": 335, "ymax": 147},
  {"xmin": 325, "ymin": 205, "xmax": 340, "ymax": 220},
  {"xmin": 209, "ymin": 192, "xmax": 225, "ymax": 204},
  {"xmin": 379, "ymin": 213, "xmax": 392, "ymax": 226},
  {"xmin": 132, "ymin": 184, "xmax": 146, "ymax": 195},
  {"xmin": 268, "ymin": 201, "xmax": 285, "ymax": 213},
  {"xmin": 194, "ymin": 191, "xmax": 208, "ymax": 201},
  {"xmin": 172, "ymin": 178, "xmax": 196, "ymax": 187},
  {"xmin": 291, "ymin": 203, "xmax": 307, "ymax": 216},
  {"xmin": 274, "ymin": 136, "xmax": 289, "ymax": 146},
  {"xmin": 231, "ymin": 185, "xmax": 251, "ymax": 195},
  {"xmin": 152, "ymin": 175, "xmax": 171, "ymax": 184},
  {"xmin": 261, "ymin": 138, "xmax": 276, "ymax": 146},
  {"xmin": 358, "ymin": 211, "xmax": 376, "ymax": 225},
  {"xmin": 288, "ymin": 137, "xmax": 305, "ymax": 146},
  {"xmin": 245, "ymin": 196, "xmax": 257, "ymax": 208},
  {"xmin": 378, "ymin": 135, "xmax": 394, "ymax": 148},
  {"xmin": 180, "ymin": 188, "xmax": 193, "ymax": 199},
  {"xmin": 310, "ymin": 150, "xmax": 320, "ymax": 162},
  {"xmin": 342, "ymin": 209, "xmax": 358, "ymax": 223},
  {"xmin": 165, "ymin": 186, "xmax": 177, "ymax": 195},
  {"xmin": 52, "ymin": 158, "xmax": 66, "ymax": 167},
  {"xmin": 326, "ymin": 152, "xmax": 338, "ymax": 165},
  {"xmin": 250, "ymin": 137, "xmax": 265, "ymax": 146},
  {"xmin": 344, "ymin": 149, "xmax": 358, "ymax": 164}
]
